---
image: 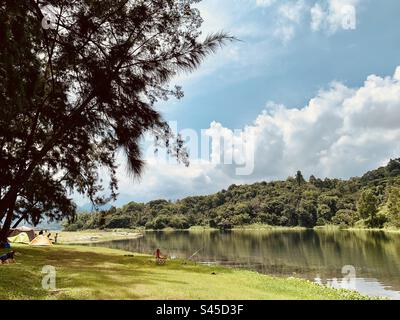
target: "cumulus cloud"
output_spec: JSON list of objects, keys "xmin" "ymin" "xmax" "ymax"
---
[
  {"xmin": 211, "ymin": 67, "xmax": 400, "ymax": 180},
  {"xmin": 109, "ymin": 66, "xmax": 400, "ymax": 204}
]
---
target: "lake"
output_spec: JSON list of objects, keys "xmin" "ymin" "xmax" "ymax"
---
[{"xmin": 88, "ymin": 229, "xmax": 400, "ymax": 299}]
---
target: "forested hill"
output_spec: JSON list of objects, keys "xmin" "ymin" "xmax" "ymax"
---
[{"xmin": 65, "ymin": 159, "xmax": 400, "ymax": 231}]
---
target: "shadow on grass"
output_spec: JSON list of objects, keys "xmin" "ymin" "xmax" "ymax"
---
[{"xmin": 1, "ymin": 245, "xmax": 230, "ymax": 299}]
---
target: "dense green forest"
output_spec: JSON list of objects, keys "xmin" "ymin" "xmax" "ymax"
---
[{"xmin": 65, "ymin": 159, "xmax": 400, "ymax": 231}]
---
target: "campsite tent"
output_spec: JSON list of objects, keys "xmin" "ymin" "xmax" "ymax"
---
[
  {"xmin": 8, "ymin": 226, "xmax": 36, "ymax": 242},
  {"xmin": 8, "ymin": 232, "xmax": 30, "ymax": 244},
  {"xmin": 30, "ymin": 235, "xmax": 53, "ymax": 246}
]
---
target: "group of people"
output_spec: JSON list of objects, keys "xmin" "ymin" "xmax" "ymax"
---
[
  {"xmin": 38, "ymin": 230, "xmax": 58, "ymax": 243},
  {"xmin": 0, "ymin": 229, "xmax": 59, "ymax": 265}
]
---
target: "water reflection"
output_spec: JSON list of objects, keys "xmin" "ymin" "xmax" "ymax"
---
[{"xmin": 88, "ymin": 229, "xmax": 400, "ymax": 299}]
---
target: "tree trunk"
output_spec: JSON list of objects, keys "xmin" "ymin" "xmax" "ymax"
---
[
  {"xmin": 12, "ymin": 213, "xmax": 28, "ymax": 229},
  {"xmin": 0, "ymin": 193, "xmax": 18, "ymax": 243},
  {"xmin": 0, "ymin": 213, "xmax": 13, "ymax": 243}
]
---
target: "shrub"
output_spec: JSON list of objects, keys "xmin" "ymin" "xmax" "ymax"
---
[
  {"xmin": 169, "ymin": 215, "xmax": 190, "ymax": 229},
  {"xmin": 332, "ymin": 210, "xmax": 358, "ymax": 227},
  {"xmin": 145, "ymin": 215, "xmax": 170, "ymax": 230},
  {"xmin": 63, "ymin": 223, "xmax": 80, "ymax": 231},
  {"xmin": 104, "ymin": 216, "xmax": 132, "ymax": 229},
  {"xmin": 217, "ymin": 219, "xmax": 233, "ymax": 230}
]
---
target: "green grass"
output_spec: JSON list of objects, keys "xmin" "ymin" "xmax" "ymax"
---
[
  {"xmin": 0, "ymin": 244, "xmax": 372, "ymax": 300},
  {"xmin": 346, "ymin": 227, "xmax": 400, "ymax": 234}
]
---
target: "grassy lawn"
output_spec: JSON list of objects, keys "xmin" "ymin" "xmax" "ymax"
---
[{"xmin": 0, "ymin": 244, "xmax": 370, "ymax": 300}]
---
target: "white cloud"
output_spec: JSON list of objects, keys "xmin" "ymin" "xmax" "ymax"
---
[
  {"xmin": 278, "ymin": 0, "xmax": 305, "ymax": 23},
  {"xmin": 212, "ymin": 67, "xmax": 400, "ymax": 179},
  {"xmin": 168, "ymin": 0, "xmax": 361, "ymax": 97},
  {"xmin": 274, "ymin": 25, "xmax": 296, "ymax": 43},
  {"xmin": 255, "ymin": 0, "xmax": 276, "ymax": 7},
  {"xmin": 310, "ymin": 3, "xmax": 325, "ymax": 31},
  {"xmin": 167, "ymin": 0, "xmax": 361, "ymax": 98},
  {"xmin": 167, "ymin": 0, "xmax": 273, "ymax": 91},
  {"xmin": 111, "ymin": 66, "xmax": 400, "ymax": 203},
  {"xmin": 274, "ymin": 0, "xmax": 307, "ymax": 43}
]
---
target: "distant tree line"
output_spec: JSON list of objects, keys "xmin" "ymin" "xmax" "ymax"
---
[{"xmin": 64, "ymin": 159, "xmax": 400, "ymax": 231}]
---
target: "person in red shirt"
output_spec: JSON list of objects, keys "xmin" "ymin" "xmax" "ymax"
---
[{"xmin": 155, "ymin": 248, "xmax": 167, "ymax": 264}]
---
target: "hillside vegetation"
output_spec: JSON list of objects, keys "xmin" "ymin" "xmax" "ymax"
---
[{"xmin": 65, "ymin": 159, "xmax": 400, "ymax": 231}]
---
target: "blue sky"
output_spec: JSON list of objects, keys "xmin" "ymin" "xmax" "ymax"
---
[
  {"xmin": 77, "ymin": 0, "xmax": 400, "ymax": 207},
  {"xmin": 162, "ymin": 0, "xmax": 400, "ymax": 131}
]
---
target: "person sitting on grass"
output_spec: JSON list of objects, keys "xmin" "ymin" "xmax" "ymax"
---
[
  {"xmin": 155, "ymin": 248, "xmax": 167, "ymax": 264},
  {"xmin": 0, "ymin": 251, "xmax": 15, "ymax": 264}
]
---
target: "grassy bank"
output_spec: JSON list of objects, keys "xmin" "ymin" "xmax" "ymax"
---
[
  {"xmin": 314, "ymin": 224, "xmax": 400, "ymax": 234},
  {"xmin": 346, "ymin": 226, "xmax": 400, "ymax": 234},
  {"xmin": 0, "ymin": 244, "xmax": 370, "ymax": 300},
  {"xmin": 60, "ymin": 224, "xmax": 400, "ymax": 237},
  {"xmin": 232, "ymin": 224, "xmax": 307, "ymax": 231},
  {"xmin": 57, "ymin": 230, "xmax": 143, "ymax": 244}
]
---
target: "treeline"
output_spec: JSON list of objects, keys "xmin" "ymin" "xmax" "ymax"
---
[{"xmin": 64, "ymin": 159, "xmax": 400, "ymax": 231}]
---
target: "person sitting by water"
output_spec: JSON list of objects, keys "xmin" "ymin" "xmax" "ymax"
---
[{"xmin": 155, "ymin": 248, "xmax": 167, "ymax": 264}]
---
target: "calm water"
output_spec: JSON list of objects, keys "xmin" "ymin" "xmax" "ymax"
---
[{"xmin": 89, "ymin": 229, "xmax": 400, "ymax": 299}]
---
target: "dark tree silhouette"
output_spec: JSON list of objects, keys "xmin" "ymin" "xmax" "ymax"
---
[
  {"xmin": 0, "ymin": 0, "xmax": 233, "ymax": 242},
  {"xmin": 295, "ymin": 171, "xmax": 305, "ymax": 187}
]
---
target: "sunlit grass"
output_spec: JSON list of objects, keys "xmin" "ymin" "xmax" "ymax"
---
[{"xmin": 0, "ymin": 244, "xmax": 371, "ymax": 300}]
